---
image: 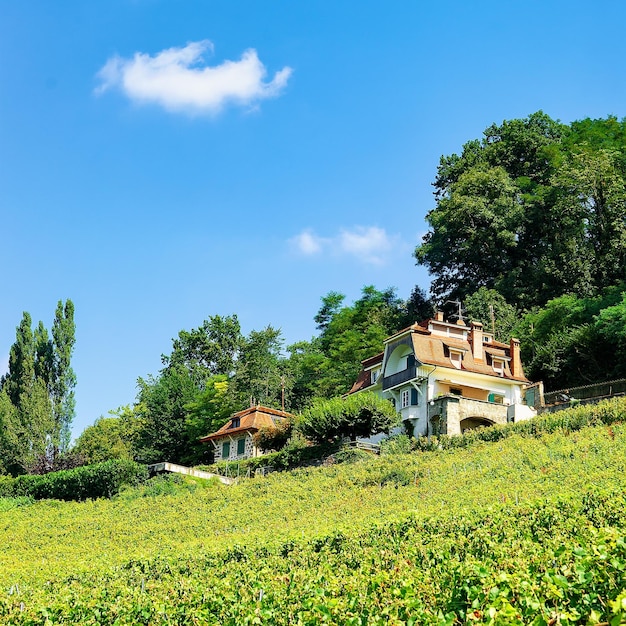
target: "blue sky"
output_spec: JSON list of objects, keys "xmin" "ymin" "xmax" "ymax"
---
[{"xmin": 2, "ymin": 0, "xmax": 625, "ymax": 439}]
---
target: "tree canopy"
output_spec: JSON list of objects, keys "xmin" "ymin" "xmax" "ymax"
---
[{"xmin": 416, "ymin": 113, "xmax": 626, "ymax": 309}]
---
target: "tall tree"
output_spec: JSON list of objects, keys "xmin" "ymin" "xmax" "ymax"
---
[
  {"xmin": 3, "ymin": 312, "xmax": 36, "ymax": 408},
  {"xmin": 416, "ymin": 112, "xmax": 626, "ymax": 309},
  {"xmin": 51, "ymin": 299, "xmax": 76, "ymax": 451},
  {"xmin": 232, "ymin": 326, "xmax": 285, "ymax": 408},
  {"xmin": 165, "ymin": 314, "xmax": 242, "ymax": 381}
]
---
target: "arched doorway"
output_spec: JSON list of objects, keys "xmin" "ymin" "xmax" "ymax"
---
[{"xmin": 460, "ymin": 416, "xmax": 494, "ymax": 433}]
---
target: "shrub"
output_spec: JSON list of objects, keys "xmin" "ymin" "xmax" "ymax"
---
[
  {"xmin": 297, "ymin": 392, "xmax": 399, "ymax": 444},
  {"xmin": 253, "ymin": 418, "xmax": 293, "ymax": 453},
  {"xmin": 0, "ymin": 459, "xmax": 148, "ymax": 501}
]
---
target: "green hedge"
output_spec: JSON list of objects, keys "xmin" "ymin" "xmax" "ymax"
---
[{"xmin": 0, "ymin": 459, "xmax": 148, "ymax": 501}]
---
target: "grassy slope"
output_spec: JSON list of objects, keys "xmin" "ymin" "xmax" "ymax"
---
[{"xmin": 2, "ymin": 406, "xmax": 626, "ymax": 623}]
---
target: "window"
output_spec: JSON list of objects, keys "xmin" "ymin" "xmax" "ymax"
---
[
  {"xmin": 401, "ymin": 389, "xmax": 410, "ymax": 408},
  {"xmin": 492, "ymin": 359, "xmax": 505, "ymax": 376},
  {"xmin": 450, "ymin": 387, "xmax": 462, "ymax": 396},
  {"xmin": 449, "ymin": 350, "xmax": 463, "ymax": 369},
  {"xmin": 222, "ymin": 441, "xmax": 230, "ymax": 459},
  {"xmin": 371, "ymin": 370, "xmax": 379, "ymax": 383},
  {"xmin": 237, "ymin": 438, "xmax": 246, "ymax": 456},
  {"xmin": 230, "ymin": 417, "xmax": 240, "ymax": 429}
]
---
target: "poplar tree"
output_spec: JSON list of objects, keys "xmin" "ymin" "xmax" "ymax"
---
[{"xmin": 51, "ymin": 299, "xmax": 76, "ymax": 451}]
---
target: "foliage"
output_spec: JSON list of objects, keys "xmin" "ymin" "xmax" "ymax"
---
[
  {"xmin": 135, "ymin": 365, "xmax": 199, "ymax": 464},
  {"xmin": 1, "ymin": 413, "xmax": 626, "ymax": 622},
  {"xmin": 206, "ymin": 436, "xmax": 339, "ymax": 475},
  {"xmin": 72, "ymin": 407, "xmax": 140, "ymax": 465},
  {"xmin": 231, "ymin": 325, "xmax": 286, "ymax": 408},
  {"xmin": 288, "ymin": 286, "xmax": 408, "ymax": 404},
  {"xmin": 0, "ymin": 459, "xmax": 147, "ymax": 501},
  {"xmin": 416, "ymin": 112, "xmax": 626, "ymax": 309},
  {"xmin": 297, "ymin": 391, "xmax": 399, "ymax": 443},
  {"xmin": 51, "ymin": 299, "xmax": 76, "ymax": 451},
  {"xmin": 26, "ymin": 448, "xmax": 87, "ymax": 475},
  {"xmin": 516, "ymin": 284, "xmax": 625, "ymax": 388},
  {"xmin": 164, "ymin": 314, "xmax": 242, "ymax": 381},
  {"xmin": 0, "ymin": 301, "xmax": 76, "ymax": 474},
  {"xmin": 253, "ymin": 417, "xmax": 293, "ymax": 453},
  {"xmin": 464, "ymin": 287, "xmax": 520, "ymax": 342},
  {"xmin": 183, "ymin": 375, "xmax": 235, "ymax": 461}
]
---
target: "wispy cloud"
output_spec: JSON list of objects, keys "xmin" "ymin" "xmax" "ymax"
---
[
  {"xmin": 95, "ymin": 40, "xmax": 292, "ymax": 115},
  {"xmin": 289, "ymin": 226, "xmax": 397, "ymax": 265}
]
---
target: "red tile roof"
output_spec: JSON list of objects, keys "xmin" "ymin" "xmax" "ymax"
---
[{"xmin": 199, "ymin": 405, "xmax": 293, "ymax": 443}]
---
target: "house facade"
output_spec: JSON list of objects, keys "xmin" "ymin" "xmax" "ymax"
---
[
  {"xmin": 349, "ymin": 312, "xmax": 536, "ymax": 437},
  {"xmin": 200, "ymin": 405, "xmax": 293, "ymax": 462}
]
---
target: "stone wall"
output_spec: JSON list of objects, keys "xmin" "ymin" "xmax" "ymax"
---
[{"xmin": 429, "ymin": 395, "xmax": 509, "ymax": 436}]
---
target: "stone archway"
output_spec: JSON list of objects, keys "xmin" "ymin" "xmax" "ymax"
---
[{"xmin": 460, "ymin": 416, "xmax": 494, "ymax": 433}]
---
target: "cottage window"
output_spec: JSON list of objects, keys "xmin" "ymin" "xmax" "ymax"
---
[
  {"xmin": 237, "ymin": 438, "xmax": 246, "ymax": 456},
  {"xmin": 230, "ymin": 418, "xmax": 240, "ymax": 429},
  {"xmin": 401, "ymin": 389, "xmax": 410, "ymax": 408},
  {"xmin": 222, "ymin": 441, "xmax": 231, "ymax": 459},
  {"xmin": 371, "ymin": 370, "xmax": 379, "ymax": 383}
]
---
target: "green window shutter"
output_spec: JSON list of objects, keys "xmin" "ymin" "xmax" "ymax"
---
[
  {"xmin": 410, "ymin": 388, "xmax": 418, "ymax": 405},
  {"xmin": 488, "ymin": 393, "xmax": 495, "ymax": 403},
  {"xmin": 222, "ymin": 441, "xmax": 230, "ymax": 459},
  {"xmin": 237, "ymin": 438, "xmax": 246, "ymax": 455}
]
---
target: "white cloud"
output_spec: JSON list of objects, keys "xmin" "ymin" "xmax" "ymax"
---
[
  {"xmin": 289, "ymin": 229, "xmax": 325, "ymax": 255},
  {"xmin": 95, "ymin": 40, "xmax": 292, "ymax": 114},
  {"xmin": 290, "ymin": 226, "xmax": 397, "ymax": 265},
  {"xmin": 338, "ymin": 227, "xmax": 392, "ymax": 265}
]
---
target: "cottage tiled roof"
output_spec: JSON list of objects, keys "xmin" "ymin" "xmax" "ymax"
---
[{"xmin": 199, "ymin": 405, "xmax": 293, "ymax": 443}]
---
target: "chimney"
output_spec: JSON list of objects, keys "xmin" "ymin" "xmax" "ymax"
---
[
  {"xmin": 435, "ymin": 311, "xmax": 444, "ymax": 321},
  {"xmin": 510, "ymin": 338, "xmax": 523, "ymax": 377},
  {"xmin": 471, "ymin": 321, "xmax": 484, "ymax": 361}
]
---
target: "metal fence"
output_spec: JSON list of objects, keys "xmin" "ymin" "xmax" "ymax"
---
[{"xmin": 543, "ymin": 379, "xmax": 626, "ymax": 406}]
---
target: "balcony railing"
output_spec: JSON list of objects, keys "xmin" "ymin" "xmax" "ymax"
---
[{"xmin": 382, "ymin": 365, "xmax": 417, "ymax": 390}]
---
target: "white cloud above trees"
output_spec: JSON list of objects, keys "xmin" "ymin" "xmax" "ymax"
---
[
  {"xmin": 95, "ymin": 40, "xmax": 292, "ymax": 114},
  {"xmin": 289, "ymin": 226, "xmax": 396, "ymax": 265}
]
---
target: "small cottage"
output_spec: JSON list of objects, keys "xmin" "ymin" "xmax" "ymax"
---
[{"xmin": 200, "ymin": 405, "xmax": 293, "ymax": 462}]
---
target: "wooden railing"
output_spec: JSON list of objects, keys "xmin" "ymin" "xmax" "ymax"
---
[{"xmin": 382, "ymin": 365, "xmax": 417, "ymax": 390}]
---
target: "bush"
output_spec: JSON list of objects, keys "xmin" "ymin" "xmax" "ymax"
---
[
  {"xmin": 0, "ymin": 459, "xmax": 148, "ymax": 501},
  {"xmin": 297, "ymin": 392, "xmax": 399, "ymax": 444},
  {"xmin": 253, "ymin": 418, "xmax": 293, "ymax": 453}
]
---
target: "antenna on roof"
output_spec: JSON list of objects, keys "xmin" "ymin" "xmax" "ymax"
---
[{"xmin": 444, "ymin": 300, "xmax": 466, "ymax": 323}]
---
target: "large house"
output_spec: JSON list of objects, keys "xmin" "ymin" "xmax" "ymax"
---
[
  {"xmin": 200, "ymin": 405, "xmax": 293, "ymax": 462},
  {"xmin": 349, "ymin": 312, "xmax": 536, "ymax": 437}
]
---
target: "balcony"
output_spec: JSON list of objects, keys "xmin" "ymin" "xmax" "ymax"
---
[{"xmin": 382, "ymin": 365, "xmax": 417, "ymax": 390}]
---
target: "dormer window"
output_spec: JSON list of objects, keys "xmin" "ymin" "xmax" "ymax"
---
[
  {"xmin": 449, "ymin": 349, "xmax": 464, "ymax": 369},
  {"xmin": 371, "ymin": 369, "xmax": 380, "ymax": 383},
  {"xmin": 230, "ymin": 417, "xmax": 241, "ymax": 429},
  {"xmin": 492, "ymin": 359, "xmax": 505, "ymax": 376}
]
